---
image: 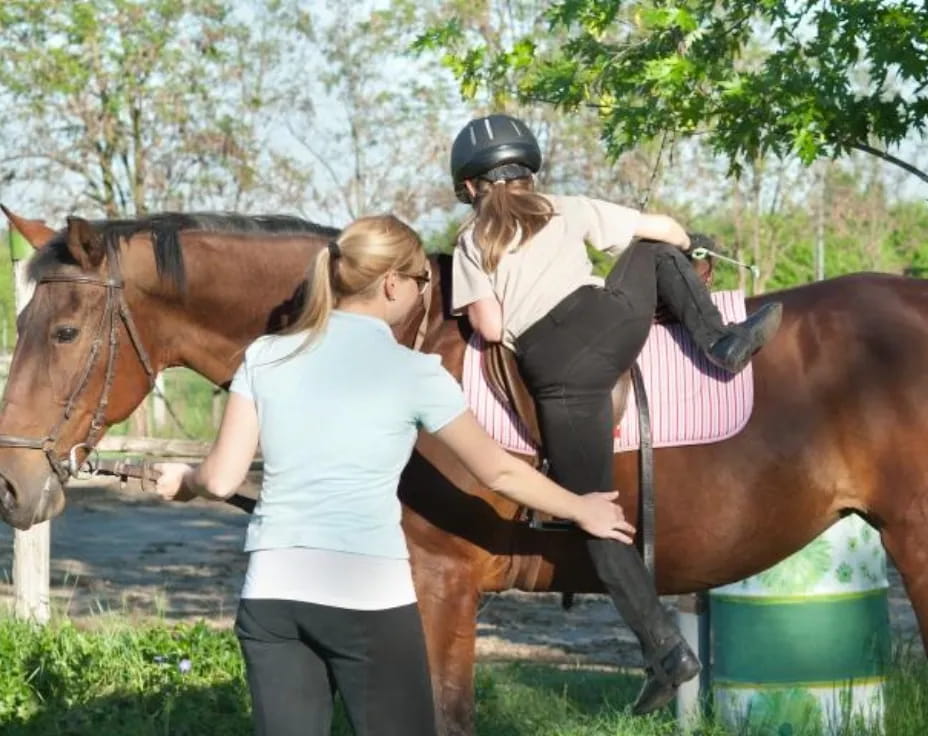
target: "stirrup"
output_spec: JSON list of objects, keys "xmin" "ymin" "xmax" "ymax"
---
[
  {"xmin": 523, "ymin": 508, "xmax": 576, "ymax": 532},
  {"xmin": 518, "ymin": 457, "xmax": 578, "ymax": 531},
  {"xmin": 643, "ymin": 638, "xmax": 683, "ymax": 685}
]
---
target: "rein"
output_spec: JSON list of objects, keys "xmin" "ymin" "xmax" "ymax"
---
[
  {"xmin": 0, "ymin": 249, "xmax": 434, "ymax": 507},
  {"xmin": 0, "ymin": 261, "xmax": 156, "ymax": 484}
]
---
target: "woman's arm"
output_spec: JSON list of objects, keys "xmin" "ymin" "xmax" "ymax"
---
[
  {"xmin": 466, "ymin": 298, "xmax": 503, "ymax": 343},
  {"xmin": 433, "ymin": 411, "xmax": 634, "ymax": 541},
  {"xmin": 154, "ymin": 392, "xmax": 259, "ymax": 502},
  {"xmin": 634, "ymin": 214, "xmax": 691, "ymax": 250}
]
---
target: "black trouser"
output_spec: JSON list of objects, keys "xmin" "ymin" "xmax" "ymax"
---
[
  {"xmin": 515, "ymin": 241, "xmax": 726, "ymax": 661},
  {"xmin": 235, "ymin": 599, "xmax": 436, "ymax": 736}
]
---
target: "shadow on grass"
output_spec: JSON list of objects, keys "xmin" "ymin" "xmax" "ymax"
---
[
  {"xmin": 4, "ymin": 681, "xmax": 379, "ymax": 736},
  {"xmin": 474, "ymin": 662, "xmax": 652, "ymax": 736},
  {"xmin": 2, "ymin": 680, "xmax": 252, "ymax": 736}
]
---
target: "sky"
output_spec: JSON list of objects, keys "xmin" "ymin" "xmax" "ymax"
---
[{"xmin": 0, "ymin": 0, "xmax": 926, "ymax": 233}]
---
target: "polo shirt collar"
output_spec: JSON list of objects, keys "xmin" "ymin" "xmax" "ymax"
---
[{"xmin": 331, "ymin": 309, "xmax": 394, "ymax": 339}]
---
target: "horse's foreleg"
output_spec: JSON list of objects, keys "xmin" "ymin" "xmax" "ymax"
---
[
  {"xmin": 880, "ymin": 515, "xmax": 928, "ymax": 654},
  {"xmin": 415, "ymin": 557, "xmax": 481, "ymax": 736}
]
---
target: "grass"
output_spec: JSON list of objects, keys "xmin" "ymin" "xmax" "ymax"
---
[
  {"xmin": 0, "ymin": 617, "xmax": 924, "ymax": 735},
  {"xmin": 108, "ymin": 368, "xmax": 224, "ymax": 441}
]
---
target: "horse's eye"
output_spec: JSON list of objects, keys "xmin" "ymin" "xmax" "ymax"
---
[{"xmin": 53, "ymin": 326, "xmax": 79, "ymax": 343}]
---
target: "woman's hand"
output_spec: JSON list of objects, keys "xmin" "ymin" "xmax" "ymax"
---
[
  {"xmin": 572, "ymin": 491, "xmax": 636, "ymax": 543},
  {"xmin": 434, "ymin": 412, "xmax": 640, "ymax": 539},
  {"xmin": 153, "ymin": 462, "xmax": 197, "ymax": 503},
  {"xmin": 635, "ymin": 214, "xmax": 690, "ymax": 250}
]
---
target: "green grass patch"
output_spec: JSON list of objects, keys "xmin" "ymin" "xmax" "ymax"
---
[
  {"xmin": 0, "ymin": 617, "xmax": 924, "ymax": 735},
  {"xmin": 0, "ymin": 618, "xmax": 247, "ymax": 735}
]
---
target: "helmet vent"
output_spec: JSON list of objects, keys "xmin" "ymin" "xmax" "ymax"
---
[
  {"xmin": 484, "ymin": 118, "xmax": 495, "ymax": 139},
  {"xmin": 469, "ymin": 125, "xmax": 477, "ymax": 146}
]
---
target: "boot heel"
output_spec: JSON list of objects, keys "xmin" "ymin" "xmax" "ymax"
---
[{"xmin": 706, "ymin": 301, "xmax": 782, "ymax": 373}]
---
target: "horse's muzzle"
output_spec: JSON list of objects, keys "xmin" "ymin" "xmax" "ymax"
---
[
  {"xmin": 0, "ymin": 472, "xmax": 64, "ymax": 530},
  {"xmin": 0, "ymin": 474, "xmax": 28, "ymax": 529}
]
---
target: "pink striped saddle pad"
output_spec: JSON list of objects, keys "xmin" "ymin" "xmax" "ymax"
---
[{"xmin": 462, "ymin": 290, "xmax": 754, "ymax": 455}]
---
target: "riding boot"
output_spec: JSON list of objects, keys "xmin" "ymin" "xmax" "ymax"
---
[
  {"xmin": 586, "ymin": 538, "xmax": 701, "ymax": 715},
  {"xmin": 649, "ymin": 242, "xmax": 783, "ymax": 374},
  {"xmin": 704, "ymin": 302, "xmax": 782, "ymax": 374}
]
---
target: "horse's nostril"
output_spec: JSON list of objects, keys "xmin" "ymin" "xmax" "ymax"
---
[{"xmin": 0, "ymin": 477, "xmax": 16, "ymax": 514}]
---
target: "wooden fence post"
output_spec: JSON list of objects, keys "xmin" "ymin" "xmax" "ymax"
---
[
  {"xmin": 152, "ymin": 374, "xmax": 167, "ymax": 431},
  {"xmin": 212, "ymin": 387, "xmax": 224, "ymax": 431},
  {"xmin": 8, "ymin": 227, "xmax": 50, "ymax": 624}
]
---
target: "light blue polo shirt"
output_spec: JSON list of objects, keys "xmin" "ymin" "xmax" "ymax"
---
[{"xmin": 229, "ymin": 310, "xmax": 466, "ymax": 559}]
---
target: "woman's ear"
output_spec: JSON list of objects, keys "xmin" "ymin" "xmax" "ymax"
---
[
  {"xmin": 383, "ymin": 271, "xmax": 398, "ymax": 302},
  {"xmin": 464, "ymin": 180, "xmax": 478, "ymax": 200}
]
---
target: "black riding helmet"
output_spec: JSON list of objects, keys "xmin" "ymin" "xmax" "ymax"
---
[{"xmin": 450, "ymin": 114, "xmax": 542, "ymax": 203}]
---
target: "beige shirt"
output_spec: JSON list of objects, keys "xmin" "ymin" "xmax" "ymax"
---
[{"xmin": 452, "ymin": 193, "xmax": 640, "ymax": 350}]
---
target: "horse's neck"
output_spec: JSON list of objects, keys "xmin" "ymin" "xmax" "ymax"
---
[
  {"xmin": 145, "ymin": 246, "xmax": 467, "ymax": 387},
  {"xmin": 408, "ymin": 255, "xmax": 468, "ymax": 382},
  {"xmin": 143, "ymin": 233, "xmax": 316, "ymax": 385}
]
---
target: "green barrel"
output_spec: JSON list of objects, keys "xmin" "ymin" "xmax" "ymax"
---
[{"xmin": 710, "ymin": 516, "xmax": 890, "ymax": 734}]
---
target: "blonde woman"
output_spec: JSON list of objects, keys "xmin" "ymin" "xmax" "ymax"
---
[
  {"xmin": 155, "ymin": 214, "xmax": 633, "ymax": 736},
  {"xmin": 448, "ymin": 114, "xmax": 782, "ymax": 714}
]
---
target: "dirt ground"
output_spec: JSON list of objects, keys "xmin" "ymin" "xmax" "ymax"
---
[{"xmin": 0, "ymin": 480, "xmax": 920, "ymax": 668}]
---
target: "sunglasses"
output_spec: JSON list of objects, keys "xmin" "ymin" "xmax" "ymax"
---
[{"xmin": 400, "ymin": 267, "xmax": 431, "ymax": 295}]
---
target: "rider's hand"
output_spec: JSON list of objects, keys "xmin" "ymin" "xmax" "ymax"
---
[
  {"xmin": 152, "ymin": 462, "xmax": 197, "ymax": 503},
  {"xmin": 572, "ymin": 491, "xmax": 635, "ymax": 543}
]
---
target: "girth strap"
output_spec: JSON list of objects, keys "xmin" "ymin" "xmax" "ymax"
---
[{"xmin": 630, "ymin": 363, "xmax": 655, "ymax": 578}]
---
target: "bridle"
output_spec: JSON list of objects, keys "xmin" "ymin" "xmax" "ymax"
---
[
  {"xmin": 0, "ymin": 257, "xmax": 155, "ymax": 485},
  {"xmin": 0, "ymin": 249, "xmax": 434, "ymax": 487}
]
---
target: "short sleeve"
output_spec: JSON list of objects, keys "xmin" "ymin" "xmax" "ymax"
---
[
  {"xmin": 413, "ymin": 354, "xmax": 467, "ymax": 433},
  {"xmin": 229, "ymin": 347, "xmax": 254, "ymax": 400},
  {"xmin": 451, "ymin": 232, "xmax": 496, "ymax": 314},
  {"xmin": 579, "ymin": 196, "xmax": 641, "ymax": 257}
]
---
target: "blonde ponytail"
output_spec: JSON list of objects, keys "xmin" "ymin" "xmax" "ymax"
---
[
  {"xmin": 466, "ymin": 177, "xmax": 554, "ymax": 273},
  {"xmin": 288, "ymin": 246, "xmax": 337, "ymax": 338}
]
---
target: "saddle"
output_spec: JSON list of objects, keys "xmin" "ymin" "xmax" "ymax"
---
[
  {"xmin": 481, "ymin": 255, "xmax": 714, "ymax": 453},
  {"xmin": 482, "ymin": 346, "xmax": 632, "ymax": 451}
]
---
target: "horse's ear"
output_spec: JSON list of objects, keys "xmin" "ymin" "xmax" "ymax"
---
[
  {"xmin": 0, "ymin": 204, "xmax": 56, "ymax": 248},
  {"xmin": 66, "ymin": 217, "xmax": 106, "ymax": 270}
]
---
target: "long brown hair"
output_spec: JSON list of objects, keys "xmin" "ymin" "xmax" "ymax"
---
[
  {"xmin": 465, "ymin": 176, "xmax": 554, "ymax": 273},
  {"xmin": 282, "ymin": 214, "xmax": 425, "ymax": 353}
]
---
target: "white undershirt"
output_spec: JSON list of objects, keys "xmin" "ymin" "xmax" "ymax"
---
[{"xmin": 240, "ymin": 546, "xmax": 417, "ymax": 610}]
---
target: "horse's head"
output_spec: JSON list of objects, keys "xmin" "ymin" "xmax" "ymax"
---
[
  {"xmin": 0, "ymin": 209, "xmax": 453, "ymax": 529},
  {"xmin": 0, "ymin": 211, "xmax": 159, "ymax": 528}
]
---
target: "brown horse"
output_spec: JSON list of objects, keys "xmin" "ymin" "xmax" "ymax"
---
[{"xmin": 0, "ymin": 210, "xmax": 926, "ymax": 735}]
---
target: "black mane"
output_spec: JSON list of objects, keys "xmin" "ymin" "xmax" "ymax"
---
[{"xmin": 32, "ymin": 212, "xmax": 341, "ymax": 293}]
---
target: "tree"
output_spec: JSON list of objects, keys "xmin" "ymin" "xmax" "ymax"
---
[
  {"xmin": 413, "ymin": 0, "xmax": 681, "ymax": 209},
  {"xmin": 419, "ymin": 0, "xmax": 928, "ymax": 183},
  {"xmin": 0, "ymin": 0, "xmax": 313, "ymax": 215},
  {"xmin": 288, "ymin": 0, "xmax": 679, "ymax": 238},
  {"xmin": 284, "ymin": 1, "xmax": 462, "ymax": 226}
]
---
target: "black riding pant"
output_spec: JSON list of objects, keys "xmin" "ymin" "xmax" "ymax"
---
[
  {"xmin": 235, "ymin": 598, "xmax": 436, "ymax": 736},
  {"xmin": 515, "ymin": 242, "xmax": 726, "ymax": 652},
  {"xmin": 515, "ymin": 240, "xmax": 724, "ymax": 494}
]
